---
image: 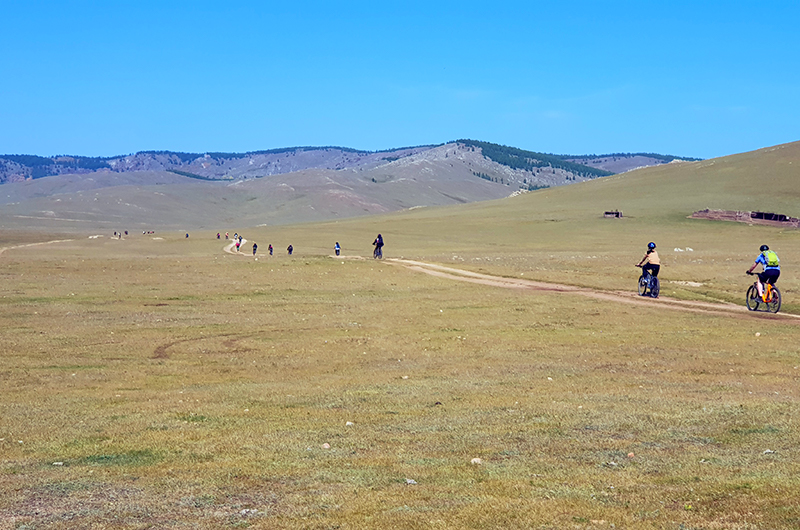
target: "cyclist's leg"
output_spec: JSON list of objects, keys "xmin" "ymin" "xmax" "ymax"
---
[
  {"xmin": 643, "ymin": 265, "xmax": 656, "ymax": 286},
  {"xmin": 757, "ymin": 272, "xmax": 769, "ymax": 298},
  {"xmin": 764, "ymin": 270, "xmax": 780, "ymax": 299}
]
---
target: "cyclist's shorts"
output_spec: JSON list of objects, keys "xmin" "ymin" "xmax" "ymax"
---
[
  {"xmin": 644, "ymin": 264, "xmax": 660, "ymax": 277},
  {"xmin": 759, "ymin": 269, "xmax": 780, "ymax": 284}
]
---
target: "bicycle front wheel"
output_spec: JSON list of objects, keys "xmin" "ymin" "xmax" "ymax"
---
[
  {"xmin": 766, "ymin": 286, "xmax": 781, "ymax": 313},
  {"xmin": 638, "ymin": 275, "xmax": 648, "ymax": 296},
  {"xmin": 746, "ymin": 285, "xmax": 760, "ymax": 311}
]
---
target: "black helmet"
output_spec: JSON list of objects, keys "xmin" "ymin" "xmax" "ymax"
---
[
  {"xmin": 760, "ymin": 244, "xmax": 769, "ymax": 252},
  {"xmin": 647, "ymin": 242, "xmax": 656, "ymax": 249}
]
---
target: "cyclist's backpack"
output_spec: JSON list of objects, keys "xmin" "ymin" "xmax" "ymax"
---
[{"xmin": 763, "ymin": 250, "xmax": 779, "ymax": 267}]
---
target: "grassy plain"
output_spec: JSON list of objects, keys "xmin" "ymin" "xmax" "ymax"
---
[{"xmin": 2, "ymin": 142, "xmax": 800, "ymax": 528}]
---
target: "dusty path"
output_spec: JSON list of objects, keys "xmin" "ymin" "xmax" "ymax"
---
[
  {"xmin": 223, "ymin": 238, "xmax": 249, "ymax": 255},
  {"xmin": 0, "ymin": 239, "xmax": 74, "ymax": 257},
  {"xmin": 385, "ymin": 258, "xmax": 800, "ymax": 321}
]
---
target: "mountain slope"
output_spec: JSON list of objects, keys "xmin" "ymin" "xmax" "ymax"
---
[
  {"xmin": 0, "ymin": 142, "xmax": 610, "ymax": 230},
  {"xmin": 0, "ymin": 142, "xmax": 696, "ymax": 185},
  {"xmin": 0, "ymin": 140, "xmax": 710, "ymax": 231}
]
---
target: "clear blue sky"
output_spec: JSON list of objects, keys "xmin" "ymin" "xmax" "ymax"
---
[{"xmin": 2, "ymin": 1, "xmax": 798, "ymax": 159}]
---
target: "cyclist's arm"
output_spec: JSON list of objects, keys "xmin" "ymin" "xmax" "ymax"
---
[{"xmin": 748, "ymin": 254, "xmax": 764, "ymax": 273}]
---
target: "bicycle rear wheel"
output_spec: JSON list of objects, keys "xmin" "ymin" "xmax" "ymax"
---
[
  {"xmin": 638, "ymin": 275, "xmax": 648, "ymax": 296},
  {"xmin": 766, "ymin": 286, "xmax": 781, "ymax": 313},
  {"xmin": 746, "ymin": 285, "xmax": 760, "ymax": 311},
  {"xmin": 650, "ymin": 277, "xmax": 660, "ymax": 298}
]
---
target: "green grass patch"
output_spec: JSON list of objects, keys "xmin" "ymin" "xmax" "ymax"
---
[{"xmin": 77, "ymin": 449, "xmax": 163, "ymax": 467}]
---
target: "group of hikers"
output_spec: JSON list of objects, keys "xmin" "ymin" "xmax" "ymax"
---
[
  {"xmin": 636, "ymin": 241, "xmax": 781, "ymax": 301},
  {"xmin": 215, "ymin": 232, "xmax": 385, "ymax": 260}
]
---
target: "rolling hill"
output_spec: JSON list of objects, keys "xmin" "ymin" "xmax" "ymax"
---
[
  {"xmin": 0, "ymin": 140, "xmax": 694, "ymax": 186},
  {"xmin": 0, "ymin": 141, "xmax": 700, "ymax": 231}
]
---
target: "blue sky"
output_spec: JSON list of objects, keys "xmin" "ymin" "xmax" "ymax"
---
[{"xmin": 1, "ymin": 1, "xmax": 798, "ymax": 159}]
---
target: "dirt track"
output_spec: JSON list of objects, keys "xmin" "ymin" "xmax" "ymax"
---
[
  {"xmin": 385, "ymin": 258, "xmax": 800, "ymax": 321},
  {"xmin": 223, "ymin": 238, "xmax": 249, "ymax": 255},
  {"xmin": 0, "ymin": 239, "xmax": 74, "ymax": 257},
  {"xmin": 4, "ymin": 238, "xmax": 793, "ymax": 321}
]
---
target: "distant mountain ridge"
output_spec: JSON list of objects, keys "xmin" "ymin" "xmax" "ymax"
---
[
  {"xmin": 0, "ymin": 140, "xmax": 707, "ymax": 231},
  {"xmin": 0, "ymin": 141, "xmax": 699, "ymax": 185}
]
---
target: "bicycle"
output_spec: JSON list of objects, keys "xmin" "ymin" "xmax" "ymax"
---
[
  {"xmin": 636, "ymin": 265, "xmax": 660, "ymax": 298},
  {"xmin": 373, "ymin": 246, "xmax": 383, "ymax": 259},
  {"xmin": 745, "ymin": 271, "xmax": 781, "ymax": 313}
]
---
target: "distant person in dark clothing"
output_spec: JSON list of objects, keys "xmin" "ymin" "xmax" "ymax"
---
[
  {"xmin": 268, "ymin": 244, "xmax": 273, "ymax": 255},
  {"xmin": 217, "ymin": 233, "xmax": 221, "ymax": 239},
  {"xmin": 252, "ymin": 243, "xmax": 258, "ymax": 256},
  {"xmin": 335, "ymin": 242, "xmax": 341, "ymax": 256},
  {"xmin": 373, "ymin": 234, "xmax": 384, "ymax": 259},
  {"xmin": 287, "ymin": 244, "xmax": 293, "ymax": 255}
]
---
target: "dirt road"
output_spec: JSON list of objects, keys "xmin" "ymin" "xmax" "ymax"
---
[
  {"xmin": 386, "ymin": 258, "xmax": 799, "ymax": 320},
  {"xmin": 0, "ymin": 239, "xmax": 74, "ymax": 257}
]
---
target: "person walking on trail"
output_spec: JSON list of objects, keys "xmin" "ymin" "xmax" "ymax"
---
[
  {"xmin": 268, "ymin": 244, "xmax": 273, "ymax": 255},
  {"xmin": 335, "ymin": 242, "xmax": 341, "ymax": 256},
  {"xmin": 252, "ymin": 243, "xmax": 258, "ymax": 256},
  {"xmin": 287, "ymin": 244, "xmax": 293, "ymax": 255},
  {"xmin": 225, "ymin": 232, "xmax": 229, "ymax": 239},
  {"xmin": 636, "ymin": 242, "xmax": 660, "ymax": 296},
  {"xmin": 235, "ymin": 239, "xmax": 241, "ymax": 252},
  {"xmin": 747, "ymin": 244, "xmax": 780, "ymax": 301},
  {"xmin": 372, "ymin": 234, "xmax": 384, "ymax": 259},
  {"xmin": 217, "ymin": 233, "xmax": 221, "ymax": 239}
]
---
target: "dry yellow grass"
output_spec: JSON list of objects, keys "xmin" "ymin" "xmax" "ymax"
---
[
  {"xmin": 2, "ymin": 142, "xmax": 800, "ymax": 527},
  {"xmin": 1, "ymin": 230, "xmax": 799, "ymax": 529}
]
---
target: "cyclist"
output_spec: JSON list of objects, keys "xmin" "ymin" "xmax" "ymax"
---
[
  {"xmin": 636, "ymin": 242, "xmax": 660, "ymax": 297},
  {"xmin": 373, "ymin": 234, "xmax": 384, "ymax": 259},
  {"xmin": 334, "ymin": 242, "xmax": 341, "ymax": 256},
  {"xmin": 747, "ymin": 244, "xmax": 780, "ymax": 301}
]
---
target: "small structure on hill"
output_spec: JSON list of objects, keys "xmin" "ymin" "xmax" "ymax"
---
[
  {"xmin": 604, "ymin": 210, "xmax": 623, "ymax": 218},
  {"xmin": 691, "ymin": 209, "xmax": 800, "ymax": 228}
]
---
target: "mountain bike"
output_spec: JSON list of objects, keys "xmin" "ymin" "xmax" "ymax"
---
[
  {"xmin": 373, "ymin": 246, "xmax": 383, "ymax": 259},
  {"xmin": 636, "ymin": 265, "xmax": 660, "ymax": 298},
  {"xmin": 746, "ymin": 271, "xmax": 781, "ymax": 313}
]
